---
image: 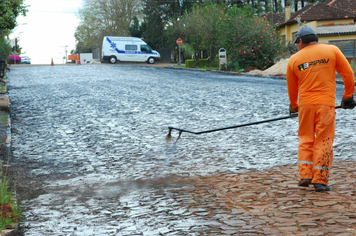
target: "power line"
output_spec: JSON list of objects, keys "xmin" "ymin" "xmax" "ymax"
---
[{"xmin": 28, "ymin": 10, "xmax": 78, "ymax": 14}]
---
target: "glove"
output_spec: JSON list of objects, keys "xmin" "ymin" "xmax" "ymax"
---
[
  {"xmin": 289, "ymin": 104, "xmax": 298, "ymax": 113},
  {"xmin": 341, "ymin": 97, "xmax": 355, "ymax": 109}
]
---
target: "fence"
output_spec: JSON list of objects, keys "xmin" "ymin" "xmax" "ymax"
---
[{"xmin": 92, "ymin": 47, "xmax": 100, "ymax": 60}]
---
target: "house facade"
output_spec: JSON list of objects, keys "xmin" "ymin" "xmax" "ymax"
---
[{"xmin": 270, "ymin": 0, "xmax": 356, "ymax": 60}]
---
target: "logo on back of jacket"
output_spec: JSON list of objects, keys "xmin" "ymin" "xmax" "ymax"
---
[{"xmin": 298, "ymin": 59, "xmax": 330, "ymax": 71}]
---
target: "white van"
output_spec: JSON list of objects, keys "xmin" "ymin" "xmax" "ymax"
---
[{"xmin": 102, "ymin": 36, "xmax": 161, "ymax": 64}]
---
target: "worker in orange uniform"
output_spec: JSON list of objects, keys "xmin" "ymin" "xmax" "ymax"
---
[{"xmin": 286, "ymin": 25, "xmax": 355, "ymax": 192}]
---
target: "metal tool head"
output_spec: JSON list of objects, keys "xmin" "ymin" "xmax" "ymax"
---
[{"xmin": 165, "ymin": 127, "xmax": 173, "ymax": 143}]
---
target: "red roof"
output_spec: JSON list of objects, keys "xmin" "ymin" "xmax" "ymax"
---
[
  {"xmin": 262, "ymin": 12, "xmax": 285, "ymax": 25},
  {"xmin": 327, "ymin": 0, "xmax": 356, "ymax": 14},
  {"xmin": 278, "ymin": 2, "xmax": 356, "ymax": 27}
]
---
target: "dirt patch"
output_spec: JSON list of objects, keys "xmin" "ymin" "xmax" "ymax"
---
[
  {"xmin": 248, "ymin": 58, "xmax": 289, "ymax": 77},
  {"xmin": 243, "ymin": 66, "xmax": 257, "ymax": 73}
]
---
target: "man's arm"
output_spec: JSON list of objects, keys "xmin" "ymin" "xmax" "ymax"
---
[{"xmin": 286, "ymin": 61, "xmax": 299, "ymax": 111}]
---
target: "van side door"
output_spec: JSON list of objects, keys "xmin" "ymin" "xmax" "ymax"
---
[{"xmin": 124, "ymin": 44, "xmax": 139, "ymax": 61}]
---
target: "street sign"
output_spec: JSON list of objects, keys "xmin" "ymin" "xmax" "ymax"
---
[{"xmin": 176, "ymin": 38, "xmax": 183, "ymax": 66}]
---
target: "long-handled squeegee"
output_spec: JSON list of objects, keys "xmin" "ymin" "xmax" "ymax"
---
[{"xmin": 166, "ymin": 105, "xmax": 346, "ymax": 142}]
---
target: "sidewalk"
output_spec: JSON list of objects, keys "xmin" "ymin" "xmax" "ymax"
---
[{"xmin": 173, "ymin": 159, "xmax": 356, "ymax": 235}]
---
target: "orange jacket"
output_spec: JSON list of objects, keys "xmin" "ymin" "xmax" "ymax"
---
[{"xmin": 287, "ymin": 44, "xmax": 355, "ymax": 108}]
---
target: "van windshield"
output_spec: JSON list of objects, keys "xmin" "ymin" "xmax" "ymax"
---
[{"xmin": 140, "ymin": 45, "xmax": 152, "ymax": 53}]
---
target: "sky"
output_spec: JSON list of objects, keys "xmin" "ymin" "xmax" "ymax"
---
[{"xmin": 10, "ymin": 0, "xmax": 83, "ymax": 64}]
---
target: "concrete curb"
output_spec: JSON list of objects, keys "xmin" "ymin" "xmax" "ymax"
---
[
  {"xmin": 0, "ymin": 77, "xmax": 16, "ymax": 236},
  {"xmin": 0, "ymin": 115, "xmax": 12, "ymax": 159},
  {"xmin": 0, "ymin": 225, "xmax": 18, "ymax": 236},
  {"xmin": 165, "ymin": 65, "xmax": 352, "ymax": 85}
]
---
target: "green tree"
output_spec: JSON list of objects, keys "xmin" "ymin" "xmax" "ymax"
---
[
  {"xmin": 129, "ymin": 17, "xmax": 144, "ymax": 38},
  {"xmin": 0, "ymin": 31, "xmax": 11, "ymax": 60},
  {"xmin": 74, "ymin": 24, "xmax": 95, "ymax": 53},
  {"xmin": 166, "ymin": 7, "xmax": 204, "ymax": 66},
  {"xmin": 142, "ymin": 5, "xmax": 167, "ymax": 49},
  {"xmin": 229, "ymin": 0, "xmax": 245, "ymax": 8},
  {"xmin": 167, "ymin": 4, "xmax": 230, "ymax": 67},
  {"xmin": 167, "ymin": 3, "xmax": 283, "ymax": 69},
  {"xmin": 141, "ymin": 0, "xmax": 194, "ymax": 49},
  {"xmin": 0, "ymin": 0, "xmax": 27, "ymax": 31},
  {"xmin": 292, "ymin": 0, "xmax": 328, "ymax": 11},
  {"xmin": 75, "ymin": 0, "xmax": 143, "ymax": 53},
  {"xmin": 183, "ymin": 4, "xmax": 226, "ymax": 67},
  {"xmin": 200, "ymin": 4, "xmax": 227, "ymax": 67},
  {"xmin": 0, "ymin": 0, "xmax": 27, "ymax": 60},
  {"xmin": 220, "ymin": 6, "xmax": 283, "ymax": 70}
]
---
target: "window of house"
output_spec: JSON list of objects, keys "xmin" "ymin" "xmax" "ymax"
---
[{"xmin": 329, "ymin": 40, "xmax": 356, "ymax": 59}]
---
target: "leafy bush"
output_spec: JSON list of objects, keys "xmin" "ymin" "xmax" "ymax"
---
[
  {"xmin": 212, "ymin": 56, "xmax": 219, "ymax": 68},
  {"xmin": 199, "ymin": 59, "xmax": 208, "ymax": 68},
  {"xmin": 226, "ymin": 61, "xmax": 242, "ymax": 71},
  {"xmin": 0, "ymin": 37, "xmax": 11, "ymax": 61},
  {"xmin": 166, "ymin": 4, "xmax": 283, "ymax": 71},
  {"xmin": 220, "ymin": 6, "xmax": 283, "ymax": 70},
  {"xmin": 0, "ymin": 176, "xmax": 21, "ymax": 231},
  {"xmin": 7, "ymin": 55, "xmax": 21, "ymax": 64},
  {"xmin": 180, "ymin": 43, "xmax": 194, "ymax": 59},
  {"xmin": 185, "ymin": 59, "xmax": 195, "ymax": 68},
  {"xmin": 166, "ymin": 4, "xmax": 226, "ymax": 68}
]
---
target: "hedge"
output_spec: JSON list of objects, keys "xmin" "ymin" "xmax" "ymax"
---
[
  {"xmin": 199, "ymin": 59, "xmax": 208, "ymax": 68},
  {"xmin": 185, "ymin": 59, "xmax": 195, "ymax": 68},
  {"xmin": 186, "ymin": 59, "xmax": 212, "ymax": 68}
]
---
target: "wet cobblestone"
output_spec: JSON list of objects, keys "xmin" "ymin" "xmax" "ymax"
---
[
  {"xmin": 6, "ymin": 64, "xmax": 356, "ymax": 235},
  {"xmin": 173, "ymin": 159, "xmax": 356, "ymax": 235}
]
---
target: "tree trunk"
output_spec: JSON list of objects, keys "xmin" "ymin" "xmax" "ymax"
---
[{"xmin": 294, "ymin": 0, "xmax": 298, "ymax": 11}]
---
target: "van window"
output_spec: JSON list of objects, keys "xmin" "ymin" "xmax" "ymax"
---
[
  {"xmin": 125, "ymin": 45, "xmax": 137, "ymax": 51},
  {"xmin": 141, "ymin": 45, "xmax": 152, "ymax": 53}
]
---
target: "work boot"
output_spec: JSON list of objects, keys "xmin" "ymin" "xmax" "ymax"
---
[
  {"xmin": 298, "ymin": 179, "xmax": 311, "ymax": 187},
  {"xmin": 313, "ymin": 183, "xmax": 330, "ymax": 192}
]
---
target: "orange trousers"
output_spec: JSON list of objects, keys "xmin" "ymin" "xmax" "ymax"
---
[{"xmin": 297, "ymin": 105, "xmax": 335, "ymax": 185}]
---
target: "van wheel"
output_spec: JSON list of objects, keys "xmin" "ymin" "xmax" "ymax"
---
[
  {"xmin": 109, "ymin": 56, "xmax": 117, "ymax": 64},
  {"xmin": 147, "ymin": 57, "xmax": 155, "ymax": 64}
]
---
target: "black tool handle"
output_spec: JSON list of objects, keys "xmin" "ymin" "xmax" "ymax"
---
[
  {"xmin": 168, "ymin": 113, "xmax": 298, "ymax": 135},
  {"xmin": 169, "ymin": 105, "xmax": 346, "ymax": 136}
]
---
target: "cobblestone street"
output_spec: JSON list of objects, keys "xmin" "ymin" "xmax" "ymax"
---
[{"xmin": 6, "ymin": 64, "xmax": 356, "ymax": 235}]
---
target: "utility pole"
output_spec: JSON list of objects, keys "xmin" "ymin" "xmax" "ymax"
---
[{"xmin": 64, "ymin": 45, "xmax": 68, "ymax": 64}]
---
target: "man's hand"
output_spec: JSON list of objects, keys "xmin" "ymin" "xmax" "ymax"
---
[
  {"xmin": 341, "ymin": 97, "xmax": 355, "ymax": 109},
  {"xmin": 289, "ymin": 104, "xmax": 298, "ymax": 113}
]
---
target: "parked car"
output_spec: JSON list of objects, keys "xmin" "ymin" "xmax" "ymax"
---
[{"xmin": 21, "ymin": 56, "xmax": 31, "ymax": 64}]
